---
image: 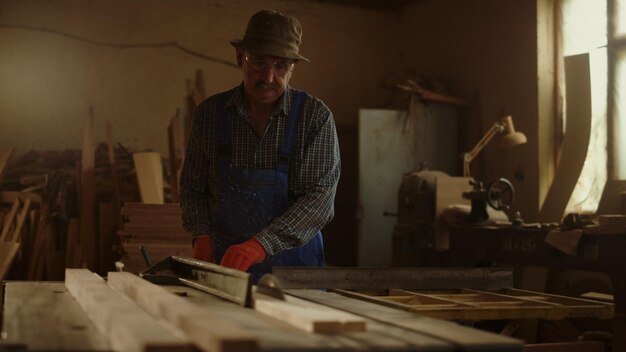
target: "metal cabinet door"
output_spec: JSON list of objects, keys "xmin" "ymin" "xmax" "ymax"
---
[{"xmin": 358, "ymin": 105, "xmax": 457, "ymax": 266}]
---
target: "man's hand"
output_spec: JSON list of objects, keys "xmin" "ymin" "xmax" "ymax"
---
[
  {"xmin": 192, "ymin": 235, "xmax": 214, "ymax": 263},
  {"xmin": 220, "ymin": 238, "xmax": 266, "ymax": 272}
]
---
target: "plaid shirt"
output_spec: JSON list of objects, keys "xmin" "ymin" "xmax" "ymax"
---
[{"xmin": 179, "ymin": 84, "xmax": 340, "ymax": 255}]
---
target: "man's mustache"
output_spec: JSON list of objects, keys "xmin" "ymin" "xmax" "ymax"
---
[{"xmin": 256, "ymin": 81, "xmax": 279, "ymax": 89}]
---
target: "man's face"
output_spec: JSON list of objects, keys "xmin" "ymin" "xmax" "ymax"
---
[{"xmin": 237, "ymin": 49, "xmax": 297, "ymax": 106}]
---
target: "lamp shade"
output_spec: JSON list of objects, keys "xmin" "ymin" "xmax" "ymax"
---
[{"xmin": 498, "ymin": 115, "xmax": 527, "ymax": 148}]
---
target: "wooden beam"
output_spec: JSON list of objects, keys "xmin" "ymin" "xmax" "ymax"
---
[
  {"xmin": 539, "ymin": 54, "xmax": 593, "ymax": 222},
  {"xmin": 288, "ymin": 289, "xmax": 523, "ymax": 352},
  {"xmin": 524, "ymin": 341, "xmax": 605, "ymax": 352},
  {"xmin": 80, "ymin": 106, "xmax": 97, "ymax": 269},
  {"xmin": 27, "ymin": 204, "xmax": 49, "ymax": 280},
  {"xmin": 253, "ymin": 289, "xmax": 366, "ymax": 334},
  {"xmin": 1, "ymin": 191, "xmax": 42, "ymax": 204},
  {"xmin": 0, "ymin": 242, "xmax": 20, "ymax": 280},
  {"xmin": 65, "ymin": 269, "xmax": 192, "ymax": 352},
  {"xmin": 2, "ymin": 282, "xmax": 112, "ymax": 351},
  {"xmin": 133, "ymin": 152, "xmax": 164, "ymax": 204},
  {"xmin": 105, "ymin": 121, "xmax": 121, "ymax": 217},
  {"xmin": 107, "ymin": 271, "xmax": 258, "ymax": 352},
  {"xmin": 0, "ymin": 199, "xmax": 20, "ymax": 242},
  {"xmin": 168, "ymin": 110, "xmax": 183, "ymax": 203},
  {"xmin": 8, "ymin": 197, "xmax": 31, "ymax": 242},
  {"xmin": 272, "ymin": 267, "xmax": 514, "ymax": 290},
  {"xmin": 0, "ymin": 148, "xmax": 14, "ymax": 183}
]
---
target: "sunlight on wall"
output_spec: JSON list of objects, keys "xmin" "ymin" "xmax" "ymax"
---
[
  {"xmin": 562, "ymin": 0, "xmax": 608, "ymax": 214},
  {"xmin": 617, "ymin": 50, "xmax": 626, "ymax": 179},
  {"xmin": 617, "ymin": 0, "xmax": 626, "ymax": 36},
  {"xmin": 616, "ymin": 0, "xmax": 626, "ymax": 179}
]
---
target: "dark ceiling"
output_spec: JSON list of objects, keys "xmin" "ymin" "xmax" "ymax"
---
[{"xmin": 312, "ymin": 0, "xmax": 418, "ymax": 11}]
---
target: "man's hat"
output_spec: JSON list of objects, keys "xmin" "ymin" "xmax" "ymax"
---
[{"xmin": 230, "ymin": 10, "xmax": 309, "ymax": 62}]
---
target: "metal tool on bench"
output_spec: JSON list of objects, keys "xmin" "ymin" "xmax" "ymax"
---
[
  {"xmin": 462, "ymin": 177, "xmax": 514, "ymax": 223},
  {"xmin": 138, "ymin": 246, "xmax": 285, "ymax": 307}
]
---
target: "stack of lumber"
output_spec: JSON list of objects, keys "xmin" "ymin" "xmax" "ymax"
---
[
  {"xmin": 117, "ymin": 202, "xmax": 191, "ymax": 273},
  {"xmin": 0, "ymin": 148, "xmax": 32, "ymax": 280},
  {"xmin": 0, "ymin": 149, "xmax": 70, "ymax": 280},
  {"xmin": 94, "ymin": 142, "xmax": 140, "ymax": 204},
  {"xmin": 0, "ymin": 143, "xmax": 142, "ymax": 279}
]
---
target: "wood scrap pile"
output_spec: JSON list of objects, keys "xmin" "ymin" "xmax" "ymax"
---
[
  {"xmin": 0, "ymin": 71, "xmax": 208, "ymax": 280},
  {"xmin": 0, "ymin": 143, "xmax": 141, "ymax": 280},
  {"xmin": 117, "ymin": 202, "xmax": 191, "ymax": 274},
  {"xmin": 94, "ymin": 142, "xmax": 140, "ymax": 204},
  {"xmin": 0, "ymin": 149, "xmax": 77, "ymax": 280},
  {"xmin": 373, "ymin": 70, "xmax": 469, "ymax": 109}
]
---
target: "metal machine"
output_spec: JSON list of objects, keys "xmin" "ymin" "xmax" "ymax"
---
[
  {"xmin": 391, "ymin": 171, "xmax": 515, "ymax": 266},
  {"xmin": 462, "ymin": 178, "xmax": 515, "ymax": 223}
]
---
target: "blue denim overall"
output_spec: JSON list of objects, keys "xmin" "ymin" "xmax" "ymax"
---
[{"xmin": 213, "ymin": 91, "xmax": 325, "ymax": 283}]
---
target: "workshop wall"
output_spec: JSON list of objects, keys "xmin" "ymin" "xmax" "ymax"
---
[
  {"xmin": 399, "ymin": 0, "xmax": 542, "ymax": 221},
  {"xmin": 0, "ymin": 0, "xmax": 402, "ymax": 154},
  {"xmin": 0, "ymin": 0, "xmax": 548, "ymax": 228}
]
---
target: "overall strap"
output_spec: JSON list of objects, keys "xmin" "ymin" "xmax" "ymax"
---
[
  {"xmin": 216, "ymin": 91, "xmax": 232, "ymax": 166},
  {"xmin": 277, "ymin": 90, "xmax": 306, "ymax": 173}
]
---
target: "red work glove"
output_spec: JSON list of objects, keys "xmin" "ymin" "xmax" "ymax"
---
[
  {"xmin": 192, "ymin": 235, "xmax": 214, "ymax": 263},
  {"xmin": 220, "ymin": 238, "xmax": 267, "ymax": 272}
]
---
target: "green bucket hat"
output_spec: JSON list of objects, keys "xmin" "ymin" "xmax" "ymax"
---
[{"xmin": 230, "ymin": 10, "xmax": 310, "ymax": 62}]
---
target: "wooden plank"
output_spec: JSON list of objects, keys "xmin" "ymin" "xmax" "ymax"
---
[
  {"xmin": 129, "ymin": 279, "xmax": 455, "ymax": 352},
  {"xmin": 0, "ymin": 148, "xmax": 14, "ymax": 183},
  {"xmin": 524, "ymin": 341, "xmax": 604, "ymax": 352},
  {"xmin": 332, "ymin": 287, "xmax": 614, "ymax": 321},
  {"xmin": 65, "ymin": 269, "xmax": 191, "ymax": 352},
  {"xmin": 253, "ymin": 290, "xmax": 366, "ymax": 334},
  {"xmin": 0, "ymin": 191, "xmax": 42, "ymax": 204},
  {"xmin": 123, "ymin": 202, "xmax": 182, "ymax": 209},
  {"xmin": 80, "ymin": 106, "xmax": 97, "ymax": 270},
  {"xmin": 121, "ymin": 203, "xmax": 182, "ymax": 218},
  {"xmin": 168, "ymin": 110, "xmax": 184, "ymax": 203},
  {"xmin": 107, "ymin": 271, "xmax": 258, "ymax": 352},
  {"xmin": 2, "ymin": 281, "xmax": 111, "ymax": 351},
  {"xmin": 0, "ymin": 199, "xmax": 20, "ymax": 242},
  {"xmin": 0, "ymin": 242, "xmax": 20, "ymax": 280},
  {"xmin": 8, "ymin": 197, "xmax": 31, "ymax": 242},
  {"xmin": 105, "ymin": 121, "xmax": 121, "ymax": 222},
  {"xmin": 27, "ymin": 204, "xmax": 49, "ymax": 280},
  {"xmin": 291, "ymin": 289, "xmax": 523, "ymax": 351},
  {"xmin": 581, "ymin": 291, "xmax": 614, "ymax": 301},
  {"xmin": 118, "ymin": 232, "xmax": 189, "ymax": 242},
  {"xmin": 122, "ymin": 223, "xmax": 188, "ymax": 233},
  {"xmin": 272, "ymin": 267, "xmax": 513, "ymax": 290},
  {"xmin": 539, "ymin": 53, "xmax": 592, "ymax": 222},
  {"xmin": 118, "ymin": 242, "xmax": 190, "ymax": 274},
  {"xmin": 133, "ymin": 152, "xmax": 164, "ymax": 204},
  {"xmin": 501, "ymin": 288, "xmax": 615, "ymax": 319}
]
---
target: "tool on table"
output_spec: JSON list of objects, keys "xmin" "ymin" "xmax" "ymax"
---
[
  {"xmin": 140, "ymin": 254, "xmax": 252, "ymax": 306},
  {"xmin": 462, "ymin": 178, "xmax": 514, "ymax": 223},
  {"xmin": 255, "ymin": 273, "xmax": 285, "ymax": 300},
  {"xmin": 139, "ymin": 249, "xmax": 285, "ymax": 307},
  {"xmin": 139, "ymin": 244, "xmax": 153, "ymax": 267}
]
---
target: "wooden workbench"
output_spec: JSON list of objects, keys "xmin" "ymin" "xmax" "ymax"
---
[
  {"xmin": 1, "ymin": 280, "xmax": 523, "ymax": 352},
  {"xmin": 445, "ymin": 224, "xmax": 625, "ymax": 350}
]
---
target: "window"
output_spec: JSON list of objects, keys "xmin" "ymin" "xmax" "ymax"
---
[
  {"xmin": 614, "ymin": 0, "xmax": 626, "ymax": 178},
  {"xmin": 562, "ymin": 0, "xmax": 607, "ymax": 214},
  {"xmin": 560, "ymin": 0, "xmax": 625, "ymax": 214}
]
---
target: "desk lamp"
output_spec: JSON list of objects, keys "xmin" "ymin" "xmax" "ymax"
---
[{"xmin": 462, "ymin": 115, "xmax": 527, "ymax": 177}]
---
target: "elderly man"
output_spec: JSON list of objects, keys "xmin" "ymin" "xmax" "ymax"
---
[{"xmin": 179, "ymin": 10, "xmax": 340, "ymax": 281}]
